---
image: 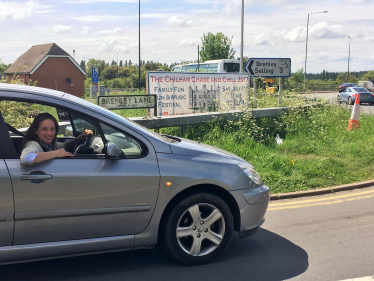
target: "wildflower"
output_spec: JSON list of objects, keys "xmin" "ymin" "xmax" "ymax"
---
[{"xmin": 275, "ymin": 134, "xmax": 283, "ymax": 145}]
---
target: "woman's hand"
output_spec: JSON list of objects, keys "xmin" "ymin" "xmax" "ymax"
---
[
  {"xmin": 81, "ymin": 129, "xmax": 93, "ymax": 138},
  {"xmin": 53, "ymin": 148, "xmax": 74, "ymax": 158}
]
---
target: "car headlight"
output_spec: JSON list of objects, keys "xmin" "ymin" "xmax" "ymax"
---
[{"xmin": 238, "ymin": 164, "xmax": 263, "ymax": 185}]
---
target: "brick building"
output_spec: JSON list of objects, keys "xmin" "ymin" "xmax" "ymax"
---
[{"xmin": 5, "ymin": 43, "xmax": 86, "ymax": 97}]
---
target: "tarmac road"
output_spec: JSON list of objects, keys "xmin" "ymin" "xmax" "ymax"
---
[
  {"xmin": 305, "ymin": 91, "xmax": 374, "ymax": 115},
  {"xmin": 1, "ymin": 186, "xmax": 373, "ymax": 281}
]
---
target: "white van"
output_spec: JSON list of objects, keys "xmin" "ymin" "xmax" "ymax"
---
[
  {"xmin": 358, "ymin": 81, "xmax": 374, "ymax": 91},
  {"xmin": 171, "ymin": 59, "xmax": 240, "ymax": 73}
]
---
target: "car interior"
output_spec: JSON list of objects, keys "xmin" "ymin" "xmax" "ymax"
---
[{"xmin": 0, "ymin": 100, "xmax": 146, "ymax": 159}]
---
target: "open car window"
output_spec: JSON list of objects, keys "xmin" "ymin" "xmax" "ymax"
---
[{"xmin": 100, "ymin": 122, "xmax": 146, "ymax": 158}]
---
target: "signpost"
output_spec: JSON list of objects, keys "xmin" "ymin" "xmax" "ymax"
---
[
  {"xmin": 97, "ymin": 95, "xmax": 157, "ymax": 116},
  {"xmin": 245, "ymin": 58, "xmax": 291, "ymax": 108},
  {"xmin": 92, "ymin": 67, "xmax": 99, "ymax": 84},
  {"xmin": 245, "ymin": 58, "xmax": 291, "ymax": 77}
]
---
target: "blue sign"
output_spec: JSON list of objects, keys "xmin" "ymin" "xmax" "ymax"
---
[{"xmin": 92, "ymin": 68, "xmax": 99, "ymax": 83}]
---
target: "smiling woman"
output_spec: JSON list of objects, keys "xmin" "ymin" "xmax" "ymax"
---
[{"xmin": 20, "ymin": 113, "xmax": 93, "ymax": 165}]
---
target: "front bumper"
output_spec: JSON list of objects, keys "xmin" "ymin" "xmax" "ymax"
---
[{"xmin": 231, "ymin": 185, "xmax": 270, "ymax": 238}]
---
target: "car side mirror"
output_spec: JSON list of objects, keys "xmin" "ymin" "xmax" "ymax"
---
[{"xmin": 106, "ymin": 142, "xmax": 121, "ymax": 159}]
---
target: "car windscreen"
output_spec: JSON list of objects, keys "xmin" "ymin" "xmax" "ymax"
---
[{"xmin": 353, "ymin": 87, "xmax": 369, "ymax": 92}]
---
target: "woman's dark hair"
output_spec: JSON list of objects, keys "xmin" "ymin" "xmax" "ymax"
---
[{"xmin": 22, "ymin": 113, "xmax": 59, "ymax": 150}]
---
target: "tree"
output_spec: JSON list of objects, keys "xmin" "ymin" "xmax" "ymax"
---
[
  {"xmin": 360, "ymin": 70, "xmax": 374, "ymax": 82},
  {"xmin": 85, "ymin": 59, "xmax": 105, "ymax": 78},
  {"xmin": 79, "ymin": 60, "xmax": 86, "ymax": 73},
  {"xmin": 200, "ymin": 32, "xmax": 236, "ymax": 62},
  {"xmin": 0, "ymin": 59, "xmax": 10, "ymax": 74},
  {"xmin": 119, "ymin": 60, "xmax": 123, "ymax": 67},
  {"xmin": 288, "ymin": 68, "xmax": 304, "ymax": 84},
  {"xmin": 101, "ymin": 65, "xmax": 118, "ymax": 80}
]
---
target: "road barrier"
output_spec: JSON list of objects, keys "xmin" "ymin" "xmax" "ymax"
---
[{"xmin": 128, "ymin": 107, "xmax": 291, "ymax": 133}]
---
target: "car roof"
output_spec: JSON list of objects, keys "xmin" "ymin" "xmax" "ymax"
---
[{"xmin": 0, "ymin": 83, "xmax": 65, "ymax": 97}]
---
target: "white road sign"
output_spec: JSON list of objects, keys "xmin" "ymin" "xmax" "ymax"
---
[{"xmin": 245, "ymin": 58, "xmax": 291, "ymax": 77}]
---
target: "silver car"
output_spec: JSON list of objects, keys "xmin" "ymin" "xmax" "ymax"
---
[{"xmin": 0, "ymin": 84, "xmax": 270, "ymax": 265}]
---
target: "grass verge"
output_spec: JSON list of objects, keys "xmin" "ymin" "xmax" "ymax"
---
[{"xmin": 160, "ymin": 103, "xmax": 374, "ymax": 194}]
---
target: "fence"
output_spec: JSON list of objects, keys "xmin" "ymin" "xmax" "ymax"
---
[
  {"xmin": 127, "ymin": 105, "xmax": 316, "ymax": 135},
  {"xmin": 84, "ymin": 88, "xmax": 139, "ymax": 97},
  {"xmin": 286, "ymin": 83, "xmax": 339, "ymax": 92}
]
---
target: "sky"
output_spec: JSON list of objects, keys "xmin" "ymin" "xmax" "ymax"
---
[{"xmin": 0, "ymin": 0, "xmax": 373, "ymax": 74}]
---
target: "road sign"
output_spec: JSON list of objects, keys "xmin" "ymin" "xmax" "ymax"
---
[
  {"xmin": 92, "ymin": 68, "xmax": 99, "ymax": 83},
  {"xmin": 98, "ymin": 95, "xmax": 157, "ymax": 110},
  {"xmin": 245, "ymin": 58, "xmax": 291, "ymax": 77}
]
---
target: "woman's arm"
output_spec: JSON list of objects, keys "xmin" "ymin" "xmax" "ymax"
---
[
  {"xmin": 32, "ymin": 149, "xmax": 73, "ymax": 163},
  {"xmin": 64, "ymin": 129, "xmax": 93, "ymax": 152}
]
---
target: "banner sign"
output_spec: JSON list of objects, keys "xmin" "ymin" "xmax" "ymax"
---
[
  {"xmin": 98, "ymin": 95, "xmax": 157, "ymax": 114},
  {"xmin": 147, "ymin": 72, "xmax": 249, "ymax": 116}
]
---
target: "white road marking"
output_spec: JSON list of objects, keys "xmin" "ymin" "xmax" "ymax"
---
[{"xmin": 340, "ymin": 276, "xmax": 374, "ymax": 281}]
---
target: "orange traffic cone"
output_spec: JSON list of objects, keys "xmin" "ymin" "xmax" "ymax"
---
[{"xmin": 347, "ymin": 94, "xmax": 360, "ymax": 131}]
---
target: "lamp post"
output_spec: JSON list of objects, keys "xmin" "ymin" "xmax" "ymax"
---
[
  {"xmin": 348, "ymin": 36, "xmax": 351, "ymax": 83},
  {"xmin": 240, "ymin": 0, "xmax": 244, "ymax": 73},
  {"xmin": 138, "ymin": 0, "xmax": 141, "ymax": 89},
  {"xmin": 304, "ymin": 11, "xmax": 328, "ymax": 90}
]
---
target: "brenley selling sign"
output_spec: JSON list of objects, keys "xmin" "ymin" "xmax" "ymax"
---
[
  {"xmin": 147, "ymin": 72, "xmax": 249, "ymax": 116},
  {"xmin": 245, "ymin": 58, "xmax": 291, "ymax": 77},
  {"xmin": 98, "ymin": 95, "xmax": 156, "ymax": 111}
]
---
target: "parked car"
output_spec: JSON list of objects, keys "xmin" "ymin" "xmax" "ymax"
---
[
  {"xmin": 339, "ymin": 83, "xmax": 357, "ymax": 93},
  {"xmin": 337, "ymin": 87, "xmax": 374, "ymax": 105},
  {"xmin": 0, "ymin": 84, "xmax": 270, "ymax": 265}
]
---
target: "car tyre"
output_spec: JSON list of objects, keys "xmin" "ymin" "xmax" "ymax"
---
[
  {"xmin": 162, "ymin": 192, "xmax": 234, "ymax": 265},
  {"xmin": 348, "ymin": 97, "xmax": 353, "ymax": 105}
]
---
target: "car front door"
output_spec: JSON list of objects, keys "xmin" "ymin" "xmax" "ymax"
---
[
  {"xmin": 2, "ymin": 100, "xmax": 160, "ymax": 245},
  {"xmin": 0, "ymin": 114, "xmax": 15, "ymax": 247}
]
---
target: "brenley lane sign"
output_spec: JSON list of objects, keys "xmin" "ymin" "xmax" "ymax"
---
[
  {"xmin": 98, "ymin": 95, "xmax": 157, "ymax": 115},
  {"xmin": 245, "ymin": 58, "xmax": 291, "ymax": 77}
]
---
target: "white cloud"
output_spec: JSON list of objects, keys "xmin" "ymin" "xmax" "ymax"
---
[
  {"xmin": 283, "ymin": 26, "xmax": 305, "ymax": 42},
  {"xmin": 98, "ymin": 38, "xmax": 118, "ymax": 52},
  {"xmin": 364, "ymin": 36, "xmax": 374, "ymax": 42},
  {"xmin": 309, "ymin": 21, "xmax": 343, "ymax": 39},
  {"xmin": 71, "ymin": 15, "xmax": 124, "ymax": 22},
  {"xmin": 99, "ymin": 28, "xmax": 123, "ymax": 35},
  {"xmin": 346, "ymin": 0, "xmax": 372, "ymax": 4},
  {"xmin": 66, "ymin": 0, "xmax": 137, "ymax": 3},
  {"xmin": 81, "ymin": 27, "xmax": 92, "ymax": 35},
  {"xmin": 96, "ymin": 38, "xmax": 130, "ymax": 54},
  {"xmin": 113, "ymin": 46, "xmax": 130, "ymax": 53},
  {"xmin": 167, "ymin": 15, "xmax": 193, "ymax": 28},
  {"xmin": 254, "ymin": 34, "xmax": 270, "ymax": 45},
  {"xmin": 53, "ymin": 25, "xmax": 74, "ymax": 33},
  {"xmin": 0, "ymin": 0, "xmax": 50, "ymax": 21},
  {"xmin": 178, "ymin": 38, "xmax": 200, "ymax": 47}
]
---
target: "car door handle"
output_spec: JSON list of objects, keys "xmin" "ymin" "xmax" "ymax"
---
[
  {"xmin": 21, "ymin": 174, "xmax": 52, "ymax": 180},
  {"xmin": 20, "ymin": 171, "xmax": 52, "ymax": 184}
]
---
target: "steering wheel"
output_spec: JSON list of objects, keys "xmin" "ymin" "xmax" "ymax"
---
[{"xmin": 74, "ymin": 135, "xmax": 92, "ymax": 155}]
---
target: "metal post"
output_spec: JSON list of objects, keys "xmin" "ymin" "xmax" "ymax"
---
[
  {"xmin": 197, "ymin": 45, "xmax": 200, "ymax": 72},
  {"xmin": 278, "ymin": 77, "xmax": 282, "ymax": 105},
  {"xmin": 253, "ymin": 78, "xmax": 257, "ymax": 109},
  {"xmin": 304, "ymin": 13, "xmax": 310, "ymax": 91},
  {"xmin": 247, "ymin": 75, "xmax": 250, "ymax": 109},
  {"xmin": 138, "ymin": 0, "xmax": 141, "ymax": 90},
  {"xmin": 304, "ymin": 11, "xmax": 328, "ymax": 91},
  {"xmin": 240, "ymin": 0, "xmax": 244, "ymax": 73},
  {"xmin": 348, "ymin": 36, "xmax": 351, "ymax": 82}
]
